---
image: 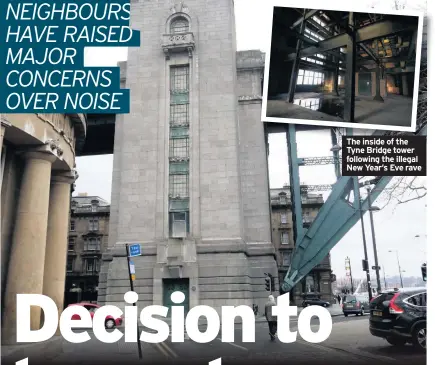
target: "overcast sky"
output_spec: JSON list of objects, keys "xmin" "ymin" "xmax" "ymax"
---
[{"xmin": 77, "ymin": 0, "xmax": 427, "ymax": 281}]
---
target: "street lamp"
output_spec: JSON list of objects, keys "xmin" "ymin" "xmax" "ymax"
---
[
  {"xmin": 388, "ymin": 250, "xmax": 404, "ymax": 288},
  {"xmin": 357, "ymin": 197, "xmax": 372, "ymax": 301},
  {"xmin": 366, "ymin": 186, "xmax": 382, "ymax": 293}
]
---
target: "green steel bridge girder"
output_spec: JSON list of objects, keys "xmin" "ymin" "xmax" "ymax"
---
[
  {"xmin": 282, "ymin": 123, "xmax": 427, "ymax": 293},
  {"xmin": 281, "ymin": 175, "xmax": 391, "ymax": 292}
]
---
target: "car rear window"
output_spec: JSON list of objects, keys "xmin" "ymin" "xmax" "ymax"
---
[
  {"xmin": 371, "ymin": 292, "xmax": 396, "ymax": 305},
  {"xmin": 344, "ymin": 295, "xmax": 356, "ymax": 302}
]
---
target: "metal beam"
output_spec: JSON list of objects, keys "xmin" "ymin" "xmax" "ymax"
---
[
  {"xmin": 290, "ymin": 9, "xmax": 319, "ymax": 29},
  {"xmin": 298, "ymin": 156, "xmax": 342, "ymax": 166},
  {"xmin": 288, "ymin": 19, "xmax": 418, "ymax": 60},
  {"xmin": 300, "ymin": 185, "xmax": 333, "ymax": 192},
  {"xmin": 288, "ymin": 11, "xmax": 306, "ymax": 103},
  {"xmin": 287, "ymin": 124, "xmax": 304, "ymax": 245},
  {"xmin": 385, "ymin": 66, "xmax": 415, "ymax": 74},
  {"xmin": 343, "ymin": 13, "xmax": 356, "ymax": 123},
  {"xmin": 359, "ymin": 43, "xmax": 379, "ymax": 64},
  {"xmin": 281, "ymin": 28, "xmax": 346, "ymax": 62},
  {"xmin": 358, "ymin": 55, "xmax": 411, "ymax": 65},
  {"xmin": 282, "ymin": 125, "xmax": 427, "ymax": 293}
]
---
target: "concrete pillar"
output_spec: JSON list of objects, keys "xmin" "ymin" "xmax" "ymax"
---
[
  {"xmin": 2, "ymin": 151, "xmax": 57, "ymax": 344},
  {"xmin": 373, "ymin": 67, "xmax": 384, "ymax": 102},
  {"xmin": 402, "ymin": 75, "xmax": 409, "ymax": 96},
  {"xmin": 42, "ymin": 171, "xmax": 76, "ymax": 333}
]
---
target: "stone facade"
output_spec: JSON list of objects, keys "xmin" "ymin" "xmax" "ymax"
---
[
  {"xmin": 98, "ymin": 0, "xmax": 278, "ymax": 313},
  {"xmin": 64, "ymin": 194, "xmax": 110, "ymax": 306},
  {"xmin": 270, "ymin": 186, "xmax": 333, "ymax": 305},
  {"xmin": 1, "ymin": 113, "xmax": 83, "ymax": 343}
]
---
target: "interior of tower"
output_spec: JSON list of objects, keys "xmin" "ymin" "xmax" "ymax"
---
[{"xmin": 265, "ymin": 7, "xmax": 421, "ymax": 128}]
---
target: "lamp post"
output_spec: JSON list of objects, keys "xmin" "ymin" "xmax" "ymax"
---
[
  {"xmin": 345, "ymin": 257, "xmax": 354, "ymax": 293},
  {"xmin": 357, "ymin": 197, "xmax": 372, "ymax": 301},
  {"xmin": 389, "ymin": 250, "xmax": 404, "ymax": 288},
  {"xmin": 366, "ymin": 187, "xmax": 382, "ymax": 293},
  {"xmin": 382, "ymin": 265, "xmax": 387, "ymax": 290}
]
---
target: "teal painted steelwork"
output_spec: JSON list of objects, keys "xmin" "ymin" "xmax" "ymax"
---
[
  {"xmin": 282, "ymin": 125, "xmax": 427, "ymax": 293},
  {"xmin": 287, "ymin": 124, "xmax": 304, "ymax": 245},
  {"xmin": 282, "ymin": 175, "xmax": 391, "ymax": 292}
]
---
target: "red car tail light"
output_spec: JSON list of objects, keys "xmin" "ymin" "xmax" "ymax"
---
[
  {"xmin": 389, "ymin": 293, "xmax": 404, "ymax": 314},
  {"xmin": 356, "ymin": 302, "xmax": 360, "ymax": 308}
]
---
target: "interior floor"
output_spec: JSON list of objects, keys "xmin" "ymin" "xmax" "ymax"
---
[{"xmin": 266, "ymin": 92, "xmax": 413, "ymax": 127}]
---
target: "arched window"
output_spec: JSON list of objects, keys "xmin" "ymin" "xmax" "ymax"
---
[{"xmin": 170, "ymin": 17, "xmax": 189, "ymax": 34}]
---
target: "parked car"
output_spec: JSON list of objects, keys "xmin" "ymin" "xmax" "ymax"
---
[
  {"xmin": 68, "ymin": 302, "xmax": 123, "ymax": 329},
  {"xmin": 369, "ymin": 287, "xmax": 426, "ymax": 352},
  {"xmin": 302, "ymin": 294, "xmax": 330, "ymax": 308},
  {"xmin": 342, "ymin": 294, "xmax": 369, "ymax": 316}
]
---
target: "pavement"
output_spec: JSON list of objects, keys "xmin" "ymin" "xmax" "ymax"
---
[{"xmin": 1, "ymin": 310, "xmax": 426, "ymax": 365}]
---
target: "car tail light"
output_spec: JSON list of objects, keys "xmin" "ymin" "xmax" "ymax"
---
[
  {"xmin": 356, "ymin": 302, "xmax": 360, "ymax": 308},
  {"xmin": 389, "ymin": 293, "xmax": 404, "ymax": 314}
]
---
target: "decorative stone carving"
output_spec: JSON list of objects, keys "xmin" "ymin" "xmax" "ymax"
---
[
  {"xmin": 238, "ymin": 95, "xmax": 263, "ymax": 101},
  {"xmin": 181, "ymin": 2, "xmax": 189, "ymax": 13},
  {"xmin": 162, "ymin": 32, "xmax": 195, "ymax": 59},
  {"xmin": 169, "ymin": 156, "xmax": 190, "ymax": 163},
  {"xmin": 170, "ymin": 1, "xmax": 189, "ymax": 13}
]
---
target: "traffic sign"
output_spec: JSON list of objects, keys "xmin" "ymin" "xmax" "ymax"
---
[{"xmin": 128, "ymin": 244, "xmax": 141, "ymax": 257}]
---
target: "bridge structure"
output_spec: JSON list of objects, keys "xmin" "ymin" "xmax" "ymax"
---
[{"xmin": 81, "ymin": 113, "xmax": 426, "ymax": 294}]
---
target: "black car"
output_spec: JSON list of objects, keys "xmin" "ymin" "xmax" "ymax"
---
[
  {"xmin": 369, "ymin": 287, "xmax": 426, "ymax": 352},
  {"xmin": 302, "ymin": 294, "xmax": 330, "ymax": 308}
]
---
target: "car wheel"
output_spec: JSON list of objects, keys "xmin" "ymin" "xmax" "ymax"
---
[
  {"xmin": 344, "ymin": 314, "xmax": 348, "ymax": 317},
  {"xmin": 105, "ymin": 319, "xmax": 116, "ymax": 329},
  {"xmin": 412, "ymin": 323, "xmax": 426, "ymax": 352},
  {"xmin": 386, "ymin": 337, "xmax": 407, "ymax": 346}
]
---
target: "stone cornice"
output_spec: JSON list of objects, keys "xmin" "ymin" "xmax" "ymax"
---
[
  {"xmin": 1, "ymin": 115, "xmax": 11, "ymax": 128},
  {"xmin": 238, "ymin": 95, "xmax": 262, "ymax": 102},
  {"xmin": 66, "ymin": 113, "xmax": 87, "ymax": 154},
  {"xmin": 51, "ymin": 169, "xmax": 78, "ymax": 184}
]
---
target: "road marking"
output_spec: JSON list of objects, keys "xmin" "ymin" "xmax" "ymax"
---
[
  {"xmin": 217, "ymin": 338, "xmax": 248, "ymax": 351},
  {"xmin": 160, "ymin": 341, "xmax": 178, "ymax": 358},
  {"xmin": 154, "ymin": 343, "xmax": 171, "ymax": 358}
]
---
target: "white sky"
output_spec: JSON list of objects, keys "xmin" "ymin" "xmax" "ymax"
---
[{"xmin": 77, "ymin": 0, "xmax": 427, "ymax": 280}]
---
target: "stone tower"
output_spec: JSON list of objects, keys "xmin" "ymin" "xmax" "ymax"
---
[{"xmin": 99, "ymin": 0, "xmax": 278, "ymax": 312}]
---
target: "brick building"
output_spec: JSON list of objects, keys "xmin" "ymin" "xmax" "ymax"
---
[{"xmin": 64, "ymin": 194, "xmax": 110, "ymax": 306}]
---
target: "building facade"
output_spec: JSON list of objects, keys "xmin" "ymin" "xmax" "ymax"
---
[
  {"xmin": 270, "ymin": 185, "xmax": 333, "ymax": 305},
  {"xmin": 98, "ymin": 0, "xmax": 278, "ymax": 312},
  {"xmin": 64, "ymin": 194, "xmax": 110, "ymax": 306},
  {"xmin": 1, "ymin": 113, "xmax": 83, "ymax": 343}
]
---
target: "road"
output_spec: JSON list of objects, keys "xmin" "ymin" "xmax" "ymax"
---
[{"xmin": 2, "ymin": 316, "xmax": 426, "ymax": 365}]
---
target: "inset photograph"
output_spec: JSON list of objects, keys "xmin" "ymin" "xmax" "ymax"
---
[{"xmin": 262, "ymin": 6, "xmax": 424, "ymax": 132}]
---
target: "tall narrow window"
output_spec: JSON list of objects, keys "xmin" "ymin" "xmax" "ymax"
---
[
  {"xmin": 281, "ymin": 232, "xmax": 289, "ymax": 244},
  {"xmin": 281, "ymin": 213, "xmax": 287, "ymax": 224},
  {"xmin": 67, "ymin": 257, "xmax": 74, "ymax": 272},
  {"xmin": 169, "ymin": 65, "xmax": 190, "ymax": 238},
  {"xmin": 70, "ymin": 220, "xmax": 75, "ymax": 231},
  {"xmin": 68, "ymin": 237, "xmax": 75, "ymax": 251}
]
